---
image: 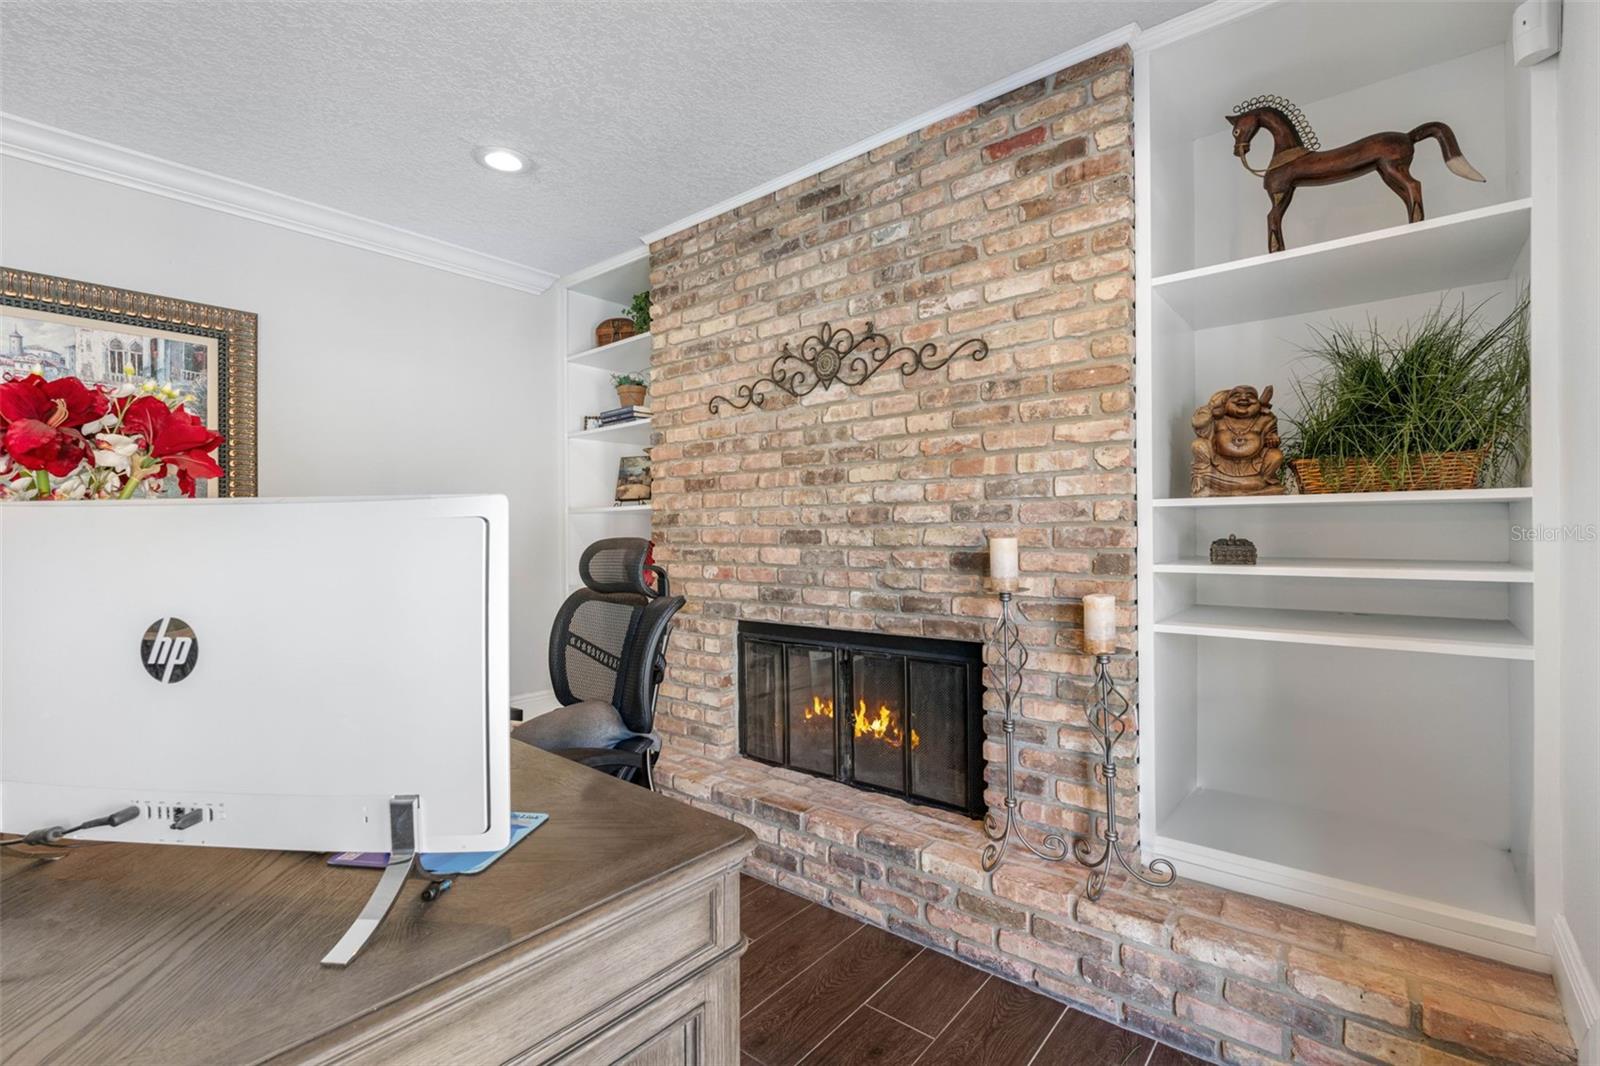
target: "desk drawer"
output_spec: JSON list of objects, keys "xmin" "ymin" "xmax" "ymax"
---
[
  {"xmin": 311, "ymin": 871, "xmax": 737, "ymax": 1066},
  {"xmin": 534, "ymin": 957, "xmax": 738, "ymax": 1066}
]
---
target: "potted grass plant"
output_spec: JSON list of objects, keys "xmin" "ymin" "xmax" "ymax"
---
[{"xmin": 1284, "ymin": 294, "xmax": 1529, "ymax": 493}]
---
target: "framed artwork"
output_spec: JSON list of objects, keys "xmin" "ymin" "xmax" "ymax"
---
[
  {"xmin": 616, "ymin": 454, "xmax": 651, "ymax": 503},
  {"xmin": 0, "ymin": 267, "xmax": 257, "ymax": 496}
]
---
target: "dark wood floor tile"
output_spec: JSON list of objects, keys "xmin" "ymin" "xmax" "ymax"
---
[
  {"xmin": 914, "ymin": 977, "xmax": 1065, "ymax": 1066},
  {"xmin": 869, "ymin": 948, "xmax": 988, "ymax": 1036},
  {"xmin": 1033, "ymin": 1007, "xmax": 1153, "ymax": 1065},
  {"xmin": 742, "ymin": 1054, "xmax": 763, "ymax": 1066},
  {"xmin": 795, "ymin": 1005, "xmax": 930, "ymax": 1066},
  {"xmin": 1146, "ymin": 1043, "xmax": 1207, "ymax": 1065},
  {"xmin": 742, "ymin": 876, "xmax": 812, "ymax": 941},
  {"xmin": 742, "ymin": 902, "xmax": 864, "ymax": 1010},
  {"xmin": 742, "ymin": 924, "xmax": 923, "ymax": 1066}
]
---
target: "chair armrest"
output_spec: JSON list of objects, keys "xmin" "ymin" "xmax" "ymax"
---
[{"xmin": 550, "ymin": 747, "xmax": 649, "ymax": 772}]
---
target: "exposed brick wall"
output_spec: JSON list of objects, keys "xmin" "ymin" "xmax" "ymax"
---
[
  {"xmin": 658, "ymin": 754, "xmax": 1573, "ymax": 1066},
  {"xmin": 648, "ymin": 46, "xmax": 1140, "ymax": 849},
  {"xmin": 642, "ymin": 44, "xmax": 1572, "ymax": 1066}
]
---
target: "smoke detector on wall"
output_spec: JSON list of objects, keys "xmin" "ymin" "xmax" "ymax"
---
[{"xmin": 1512, "ymin": 0, "xmax": 1562, "ymax": 67}]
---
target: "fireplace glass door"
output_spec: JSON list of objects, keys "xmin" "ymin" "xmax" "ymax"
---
[
  {"xmin": 737, "ymin": 622, "xmax": 983, "ymax": 817},
  {"xmin": 850, "ymin": 653, "xmax": 908, "ymax": 792},
  {"xmin": 786, "ymin": 645, "xmax": 837, "ymax": 775}
]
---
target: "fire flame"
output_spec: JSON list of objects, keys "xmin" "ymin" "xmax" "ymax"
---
[
  {"xmin": 853, "ymin": 699, "xmax": 920, "ymax": 749},
  {"xmin": 800, "ymin": 695, "xmax": 919, "ymax": 749}
]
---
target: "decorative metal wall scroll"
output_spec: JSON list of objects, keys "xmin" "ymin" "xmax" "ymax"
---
[{"xmin": 707, "ymin": 321, "xmax": 988, "ymax": 415}]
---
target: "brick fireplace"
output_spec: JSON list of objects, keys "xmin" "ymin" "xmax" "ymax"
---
[
  {"xmin": 642, "ymin": 44, "xmax": 1573, "ymax": 1066},
  {"xmin": 739, "ymin": 621, "xmax": 985, "ymax": 816}
]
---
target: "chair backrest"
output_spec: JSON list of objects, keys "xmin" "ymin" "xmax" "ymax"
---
[{"xmin": 548, "ymin": 538, "xmax": 684, "ymax": 735}]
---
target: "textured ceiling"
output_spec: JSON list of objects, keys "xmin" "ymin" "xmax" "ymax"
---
[{"xmin": 0, "ymin": 1, "xmax": 1203, "ymax": 278}]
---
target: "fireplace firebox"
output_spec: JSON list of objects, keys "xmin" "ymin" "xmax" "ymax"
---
[{"xmin": 737, "ymin": 622, "xmax": 985, "ymax": 817}]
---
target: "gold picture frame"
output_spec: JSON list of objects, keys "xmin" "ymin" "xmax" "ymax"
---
[{"xmin": 1, "ymin": 267, "xmax": 257, "ymax": 496}]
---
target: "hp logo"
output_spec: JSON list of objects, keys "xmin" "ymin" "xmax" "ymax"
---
[{"xmin": 141, "ymin": 617, "xmax": 198, "ymax": 683}]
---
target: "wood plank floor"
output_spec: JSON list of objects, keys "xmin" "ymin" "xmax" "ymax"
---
[{"xmin": 739, "ymin": 875, "xmax": 1208, "ymax": 1066}]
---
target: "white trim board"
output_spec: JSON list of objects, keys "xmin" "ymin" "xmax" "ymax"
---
[
  {"xmin": 0, "ymin": 114, "xmax": 557, "ymax": 295},
  {"xmin": 638, "ymin": 23, "xmax": 1141, "ymax": 246},
  {"xmin": 1554, "ymin": 914, "xmax": 1600, "ymax": 1054}
]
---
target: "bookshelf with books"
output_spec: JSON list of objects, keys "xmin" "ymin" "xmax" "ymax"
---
[{"xmin": 559, "ymin": 249, "xmax": 653, "ymax": 583}]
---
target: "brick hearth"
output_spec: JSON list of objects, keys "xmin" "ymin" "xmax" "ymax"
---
[{"xmin": 643, "ymin": 44, "xmax": 1573, "ymax": 1066}]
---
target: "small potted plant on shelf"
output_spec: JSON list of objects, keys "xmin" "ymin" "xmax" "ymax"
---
[
  {"xmin": 612, "ymin": 372, "xmax": 648, "ymax": 409},
  {"xmin": 626, "ymin": 291, "xmax": 651, "ymax": 334},
  {"xmin": 1284, "ymin": 294, "xmax": 1529, "ymax": 493}
]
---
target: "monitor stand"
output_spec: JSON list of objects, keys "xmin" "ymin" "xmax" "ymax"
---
[{"xmin": 321, "ymin": 795, "xmax": 419, "ymax": 967}]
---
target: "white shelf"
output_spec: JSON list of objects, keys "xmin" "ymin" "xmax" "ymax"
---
[
  {"xmin": 568, "ymin": 503, "xmax": 651, "ymax": 516},
  {"xmin": 567, "ymin": 332, "xmax": 652, "ymax": 372},
  {"xmin": 1151, "ymin": 200, "xmax": 1531, "ymax": 330},
  {"xmin": 568, "ymin": 418, "xmax": 653, "ymax": 445},
  {"xmin": 1155, "ymin": 605, "xmax": 1531, "ymax": 660},
  {"xmin": 1153, "ymin": 788, "xmax": 1536, "ymax": 961},
  {"xmin": 1151, "ymin": 487, "xmax": 1532, "ymax": 509},
  {"xmin": 1155, "ymin": 557, "xmax": 1532, "ymax": 583}
]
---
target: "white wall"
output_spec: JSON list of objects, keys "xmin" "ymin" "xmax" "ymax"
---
[
  {"xmin": 1555, "ymin": 0, "xmax": 1600, "ymax": 1056},
  {"xmin": 0, "ymin": 156, "xmax": 564, "ymax": 698}
]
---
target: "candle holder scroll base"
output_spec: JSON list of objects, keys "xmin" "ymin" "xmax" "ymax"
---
[
  {"xmin": 1068, "ymin": 653, "xmax": 1177, "ymax": 901},
  {"xmin": 980, "ymin": 591, "xmax": 1177, "ymax": 902},
  {"xmin": 980, "ymin": 583, "xmax": 1069, "ymax": 872}
]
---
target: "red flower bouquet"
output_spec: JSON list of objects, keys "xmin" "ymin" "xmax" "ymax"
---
[{"xmin": 0, "ymin": 372, "xmax": 224, "ymax": 499}]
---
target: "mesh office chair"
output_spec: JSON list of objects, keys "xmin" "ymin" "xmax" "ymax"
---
[{"xmin": 512, "ymin": 538, "xmax": 683, "ymax": 788}]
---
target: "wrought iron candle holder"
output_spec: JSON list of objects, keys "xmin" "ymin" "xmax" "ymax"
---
[
  {"xmin": 980, "ymin": 586, "xmax": 1177, "ymax": 902},
  {"xmin": 1071, "ymin": 653, "xmax": 1176, "ymax": 901},
  {"xmin": 981, "ymin": 580, "xmax": 1069, "ymax": 872}
]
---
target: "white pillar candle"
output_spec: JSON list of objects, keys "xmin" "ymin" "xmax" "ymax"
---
[
  {"xmin": 1082, "ymin": 593, "xmax": 1117, "ymax": 655},
  {"xmin": 988, "ymin": 535, "xmax": 1019, "ymax": 581}
]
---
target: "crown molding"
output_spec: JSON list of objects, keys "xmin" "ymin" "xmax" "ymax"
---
[
  {"xmin": 0, "ymin": 114, "xmax": 558, "ymax": 295},
  {"xmin": 557, "ymin": 243, "xmax": 649, "ymax": 291},
  {"xmin": 638, "ymin": 22, "xmax": 1142, "ymax": 246},
  {"xmin": 1132, "ymin": 0, "xmax": 1277, "ymax": 54}
]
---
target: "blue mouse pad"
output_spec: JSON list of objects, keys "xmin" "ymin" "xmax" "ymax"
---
[{"xmin": 328, "ymin": 812, "xmax": 547, "ymax": 875}]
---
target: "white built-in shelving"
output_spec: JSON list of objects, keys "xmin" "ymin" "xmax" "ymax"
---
[
  {"xmin": 1153, "ymin": 558, "xmax": 1533, "ymax": 583},
  {"xmin": 1134, "ymin": 0, "xmax": 1556, "ymax": 969},
  {"xmin": 567, "ymin": 417, "xmax": 654, "ymax": 446},
  {"xmin": 557, "ymin": 250, "xmax": 655, "ymax": 581}
]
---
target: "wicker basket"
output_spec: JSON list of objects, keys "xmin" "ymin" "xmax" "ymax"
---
[
  {"xmin": 595, "ymin": 317, "xmax": 637, "ymax": 346},
  {"xmin": 1290, "ymin": 451, "xmax": 1484, "ymax": 494}
]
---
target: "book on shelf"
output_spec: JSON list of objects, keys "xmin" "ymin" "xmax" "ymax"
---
[{"xmin": 582, "ymin": 408, "xmax": 651, "ymax": 432}]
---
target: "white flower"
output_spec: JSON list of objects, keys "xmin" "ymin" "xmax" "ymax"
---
[
  {"xmin": 80, "ymin": 414, "xmax": 114, "ymax": 434},
  {"xmin": 112, "ymin": 383, "xmax": 137, "ymax": 398},
  {"xmin": 1, "ymin": 475, "xmax": 37, "ymax": 500},
  {"xmin": 53, "ymin": 473, "xmax": 90, "ymax": 499},
  {"xmin": 93, "ymin": 433, "xmax": 141, "ymax": 472}
]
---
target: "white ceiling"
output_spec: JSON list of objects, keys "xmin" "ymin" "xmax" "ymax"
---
[{"xmin": 0, "ymin": 1, "xmax": 1204, "ymax": 280}]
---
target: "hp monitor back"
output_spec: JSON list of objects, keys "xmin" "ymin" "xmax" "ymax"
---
[{"xmin": 0, "ymin": 495, "xmax": 510, "ymax": 854}]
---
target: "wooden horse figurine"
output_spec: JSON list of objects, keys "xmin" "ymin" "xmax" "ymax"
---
[{"xmin": 1227, "ymin": 94, "xmax": 1486, "ymax": 253}]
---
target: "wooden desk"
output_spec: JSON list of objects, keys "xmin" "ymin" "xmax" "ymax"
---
[{"xmin": 0, "ymin": 743, "xmax": 754, "ymax": 1065}]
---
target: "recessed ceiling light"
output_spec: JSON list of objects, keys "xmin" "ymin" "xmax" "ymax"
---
[{"xmin": 473, "ymin": 146, "xmax": 528, "ymax": 174}]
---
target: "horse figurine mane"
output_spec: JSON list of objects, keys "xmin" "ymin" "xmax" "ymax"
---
[
  {"xmin": 1226, "ymin": 94, "xmax": 1485, "ymax": 252},
  {"xmin": 1232, "ymin": 94, "xmax": 1321, "ymax": 150}
]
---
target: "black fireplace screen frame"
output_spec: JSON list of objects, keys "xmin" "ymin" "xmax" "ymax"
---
[{"xmin": 737, "ymin": 621, "xmax": 985, "ymax": 818}]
